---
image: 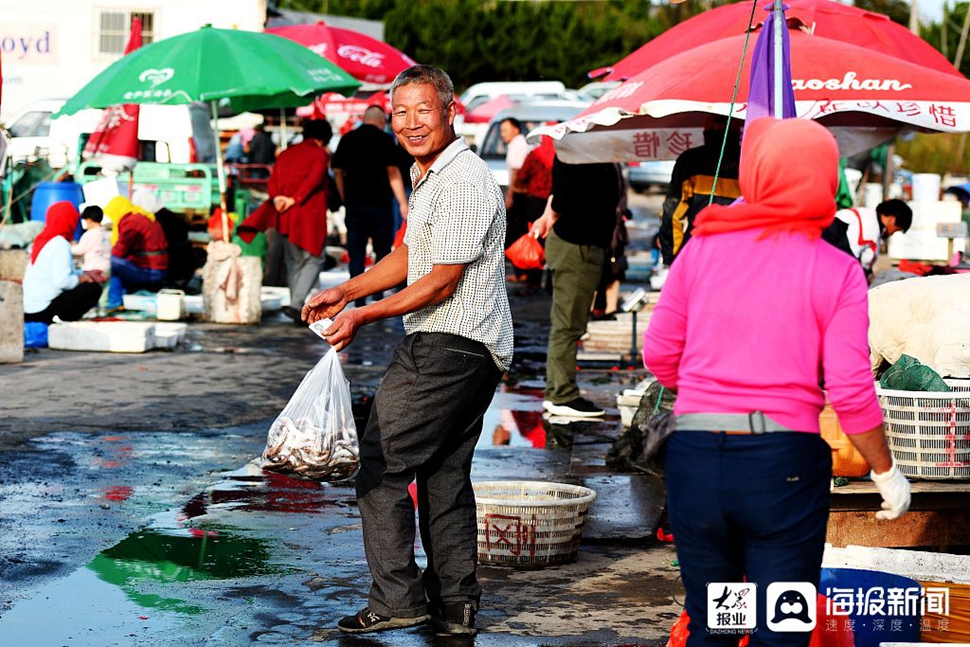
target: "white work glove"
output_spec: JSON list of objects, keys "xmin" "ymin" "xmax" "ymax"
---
[{"xmin": 871, "ymin": 464, "xmax": 911, "ymax": 520}]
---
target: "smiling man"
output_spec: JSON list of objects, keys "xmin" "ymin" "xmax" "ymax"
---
[{"xmin": 302, "ymin": 65, "xmax": 512, "ymax": 637}]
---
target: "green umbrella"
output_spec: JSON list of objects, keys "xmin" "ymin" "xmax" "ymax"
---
[
  {"xmin": 57, "ymin": 24, "xmax": 360, "ymax": 220},
  {"xmin": 57, "ymin": 24, "xmax": 359, "ymax": 114}
]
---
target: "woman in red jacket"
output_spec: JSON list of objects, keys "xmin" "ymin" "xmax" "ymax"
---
[{"xmin": 267, "ymin": 119, "xmax": 333, "ymax": 312}]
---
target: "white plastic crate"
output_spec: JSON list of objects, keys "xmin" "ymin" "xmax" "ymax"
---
[
  {"xmin": 876, "ymin": 379, "xmax": 970, "ymax": 479},
  {"xmin": 473, "ymin": 480, "xmax": 596, "ymax": 568}
]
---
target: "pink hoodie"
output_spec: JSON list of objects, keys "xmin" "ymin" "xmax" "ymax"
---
[{"xmin": 642, "ymin": 119, "xmax": 884, "ymax": 434}]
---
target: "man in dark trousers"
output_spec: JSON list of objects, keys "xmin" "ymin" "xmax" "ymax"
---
[
  {"xmin": 532, "ymin": 157, "xmax": 621, "ymax": 417},
  {"xmin": 303, "ymin": 65, "xmax": 512, "ymax": 637},
  {"xmin": 332, "ymin": 106, "xmax": 410, "ymax": 307}
]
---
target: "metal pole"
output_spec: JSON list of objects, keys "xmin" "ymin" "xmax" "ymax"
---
[
  {"xmin": 773, "ymin": 0, "xmax": 785, "ymax": 118},
  {"xmin": 629, "ymin": 311, "xmax": 639, "ymax": 369},
  {"xmin": 280, "ymin": 108, "xmax": 289, "ymax": 151},
  {"xmin": 211, "ymin": 100, "xmax": 229, "ymax": 242}
]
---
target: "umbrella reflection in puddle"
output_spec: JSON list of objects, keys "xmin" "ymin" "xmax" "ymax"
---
[{"xmin": 85, "ymin": 526, "xmax": 282, "ymax": 614}]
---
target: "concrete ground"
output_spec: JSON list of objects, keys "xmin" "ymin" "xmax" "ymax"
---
[{"xmin": 0, "ymin": 234, "xmax": 683, "ymax": 646}]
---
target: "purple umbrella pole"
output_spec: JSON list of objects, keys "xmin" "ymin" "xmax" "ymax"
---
[{"xmin": 746, "ymin": 0, "xmax": 796, "ymax": 124}]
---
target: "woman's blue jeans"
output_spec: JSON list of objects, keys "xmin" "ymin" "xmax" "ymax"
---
[
  {"xmin": 108, "ymin": 257, "xmax": 166, "ymax": 308},
  {"xmin": 665, "ymin": 430, "xmax": 832, "ymax": 646}
]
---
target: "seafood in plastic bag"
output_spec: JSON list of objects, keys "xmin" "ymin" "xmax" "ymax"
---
[{"xmin": 261, "ymin": 347, "xmax": 359, "ymax": 481}]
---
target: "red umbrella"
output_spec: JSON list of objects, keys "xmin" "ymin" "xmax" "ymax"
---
[
  {"xmin": 463, "ymin": 94, "xmax": 517, "ymax": 124},
  {"xmin": 591, "ymin": 0, "xmax": 961, "ymax": 82},
  {"xmin": 83, "ymin": 17, "xmax": 144, "ymax": 172},
  {"xmin": 534, "ymin": 29, "xmax": 970, "ymax": 163},
  {"xmin": 297, "ymin": 90, "xmax": 389, "ymax": 119},
  {"xmin": 266, "ymin": 22, "xmax": 416, "ymax": 88}
]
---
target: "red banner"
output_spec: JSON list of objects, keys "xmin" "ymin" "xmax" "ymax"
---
[{"xmin": 83, "ymin": 17, "xmax": 143, "ymax": 171}]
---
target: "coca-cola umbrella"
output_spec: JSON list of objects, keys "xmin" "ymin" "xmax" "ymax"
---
[
  {"xmin": 591, "ymin": 0, "xmax": 961, "ymax": 82},
  {"xmin": 531, "ymin": 29, "xmax": 970, "ymax": 164},
  {"xmin": 266, "ymin": 22, "xmax": 416, "ymax": 89}
]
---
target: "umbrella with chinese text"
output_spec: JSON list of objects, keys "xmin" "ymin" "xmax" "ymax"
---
[
  {"xmin": 591, "ymin": 0, "xmax": 961, "ymax": 82},
  {"xmin": 532, "ymin": 29, "xmax": 970, "ymax": 164},
  {"xmin": 57, "ymin": 24, "xmax": 360, "ymax": 221}
]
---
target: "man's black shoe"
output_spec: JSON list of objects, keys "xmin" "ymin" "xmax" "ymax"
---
[
  {"xmin": 430, "ymin": 600, "xmax": 478, "ymax": 636},
  {"xmin": 336, "ymin": 607, "xmax": 429, "ymax": 634}
]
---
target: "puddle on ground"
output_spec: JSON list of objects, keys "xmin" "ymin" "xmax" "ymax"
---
[
  {"xmin": 179, "ymin": 471, "xmax": 357, "ymax": 517},
  {"xmin": 477, "ymin": 385, "xmax": 623, "ymax": 452},
  {"xmin": 479, "ymin": 386, "xmax": 547, "ymax": 449},
  {"xmin": 0, "ymin": 523, "xmax": 282, "ymax": 641}
]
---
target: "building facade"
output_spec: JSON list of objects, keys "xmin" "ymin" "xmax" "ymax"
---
[{"xmin": 0, "ymin": 0, "xmax": 268, "ymax": 120}]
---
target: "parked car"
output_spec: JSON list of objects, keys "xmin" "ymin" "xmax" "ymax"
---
[
  {"xmin": 577, "ymin": 81, "xmax": 620, "ymax": 101},
  {"xmin": 459, "ymin": 81, "xmax": 574, "ymax": 113},
  {"xmin": 627, "ymin": 160, "xmax": 676, "ymax": 193},
  {"xmin": 477, "ymin": 100, "xmax": 590, "ymax": 191},
  {"xmin": 456, "ymin": 81, "xmax": 588, "ymax": 150},
  {"xmin": 3, "ymin": 99, "xmax": 217, "ymax": 170}
]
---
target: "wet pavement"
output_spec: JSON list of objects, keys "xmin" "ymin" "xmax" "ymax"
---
[
  {"xmin": 0, "ymin": 413, "xmax": 678, "ymax": 646},
  {"xmin": 0, "ymin": 199, "xmax": 682, "ymax": 645}
]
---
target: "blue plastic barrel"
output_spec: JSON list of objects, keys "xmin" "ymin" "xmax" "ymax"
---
[{"xmin": 30, "ymin": 181, "xmax": 85, "ymax": 223}]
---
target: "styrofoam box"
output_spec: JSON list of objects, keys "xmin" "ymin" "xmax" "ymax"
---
[
  {"xmin": 887, "ymin": 200, "xmax": 965, "ymax": 262},
  {"xmin": 48, "ymin": 322, "xmax": 156, "ymax": 353},
  {"xmin": 153, "ymin": 323, "xmax": 187, "ymax": 349}
]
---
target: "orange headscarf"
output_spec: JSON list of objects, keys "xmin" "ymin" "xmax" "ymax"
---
[
  {"xmin": 30, "ymin": 201, "xmax": 80, "ymax": 264},
  {"xmin": 691, "ymin": 117, "xmax": 839, "ymax": 240}
]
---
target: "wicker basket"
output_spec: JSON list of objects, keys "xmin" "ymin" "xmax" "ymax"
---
[
  {"xmin": 876, "ymin": 379, "xmax": 970, "ymax": 480},
  {"xmin": 473, "ymin": 480, "xmax": 596, "ymax": 568}
]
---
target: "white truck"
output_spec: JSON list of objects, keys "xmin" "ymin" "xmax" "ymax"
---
[{"xmin": 2, "ymin": 99, "xmax": 216, "ymax": 170}]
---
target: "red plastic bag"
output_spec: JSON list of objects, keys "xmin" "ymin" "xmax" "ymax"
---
[
  {"xmin": 898, "ymin": 259, "xmax": 933, "ymax": 276},
  {"xmin": 393, "ymin": 221, "xmax": 407, "ymax": 249},
  {"xmin": 505, "ymin": 233, "xmax": 545, "ymax": 270}
]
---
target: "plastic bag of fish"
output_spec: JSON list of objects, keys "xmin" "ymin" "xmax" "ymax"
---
[{"xmin": 261, "ymin": 347, "xmax": 360, "ymax": 481}]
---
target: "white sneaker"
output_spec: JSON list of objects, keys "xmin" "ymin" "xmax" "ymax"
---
[{"xmin": 542, "ymin": 398, "xmax": 605, "ymax": 418}]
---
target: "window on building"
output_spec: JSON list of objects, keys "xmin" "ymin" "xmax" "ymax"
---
[{"xmin": 97, "ymin": 9, "xmax": 155, "ymax": 55}]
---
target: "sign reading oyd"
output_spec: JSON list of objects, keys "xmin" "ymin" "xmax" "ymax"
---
[{"xmin": 0, "ymin": 24, "xmax": 57, "ymax": 64}]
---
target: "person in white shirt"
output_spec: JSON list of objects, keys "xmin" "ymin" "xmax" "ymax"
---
[
  {"xmin": 833, "ymin": 199, "xmax": 912, "ymax": 277},
  {"xmin": 500, "ymin": 117, "xmax": 531, "ymax": 210},
  {"xmin": 24, "ymin": 202, "xmax": 107, "ymax": 324},
  {"xmin": 71, "ymin": 205, "xmax": 111, "ymax": 274}
]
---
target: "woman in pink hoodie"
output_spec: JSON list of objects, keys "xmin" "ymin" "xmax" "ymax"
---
[{"xmin": 642, "ymin": 118, "xmax": 910, "ymax": 646}]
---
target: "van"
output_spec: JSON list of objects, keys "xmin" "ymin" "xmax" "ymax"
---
[
  {"xmin": 3, "ymin": 99, "xmax": 217, "ymax": 170},
  {"xmin": 478, "ymin": 100, "xmax": 590, "ymax": 190}
]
